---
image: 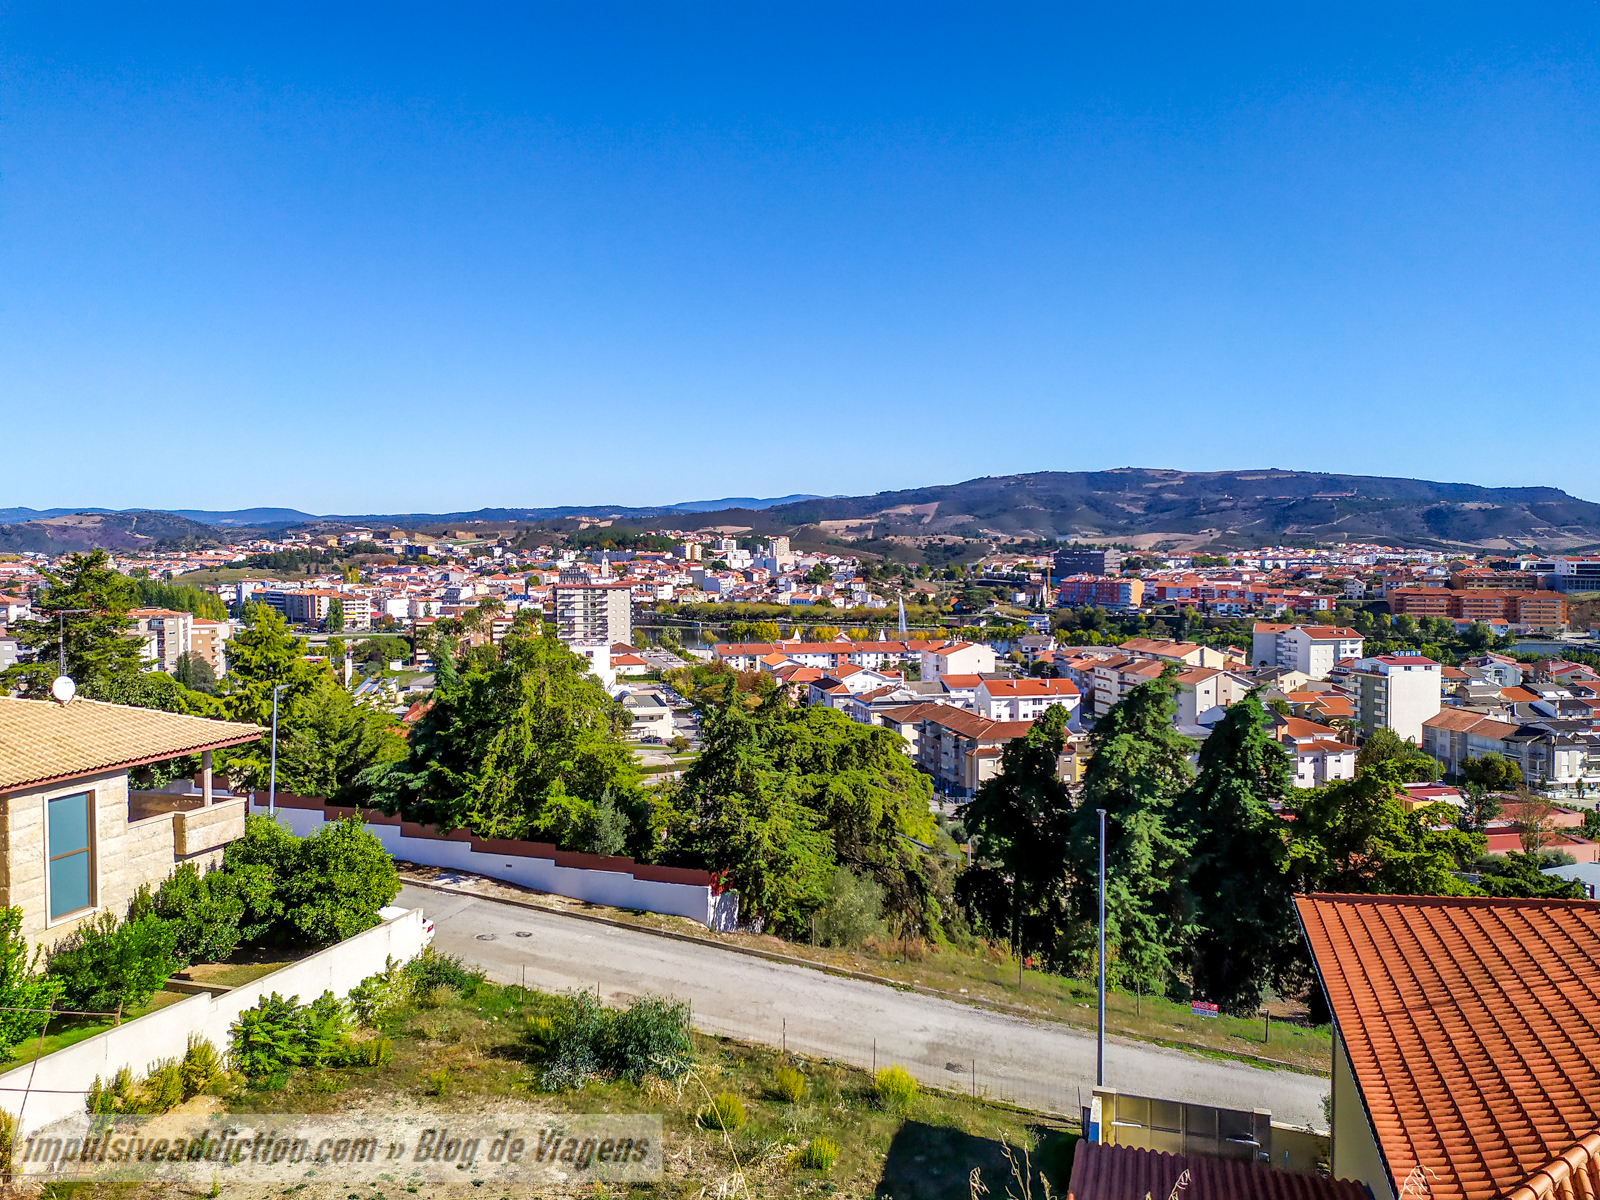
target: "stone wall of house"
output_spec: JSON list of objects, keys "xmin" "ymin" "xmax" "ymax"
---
[{"xmin": 1, "ymin": 771, "xmax": 236, "ymax": 952}]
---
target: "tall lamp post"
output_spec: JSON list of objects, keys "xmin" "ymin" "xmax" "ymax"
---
[
  {"xmin": 268, "ymin": 684, "xmax": 285, "ymax": 818},
  {"xmin": 1097, "ymin": 807, "xmax": 1107, "ymax": 1089}
]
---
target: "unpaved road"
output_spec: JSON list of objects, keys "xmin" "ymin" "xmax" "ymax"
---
[{"xmin": 403, "ymin": 883, "xmax": 1330, "ymax": 1130}]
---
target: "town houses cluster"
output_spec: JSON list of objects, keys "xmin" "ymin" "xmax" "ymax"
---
[{"xmin": 2, "ymin": 527, "xmax": 1598, "ymax": 803}]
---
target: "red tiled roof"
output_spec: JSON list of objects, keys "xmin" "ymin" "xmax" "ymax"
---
[
  {"xmin": 1067, "ymin": 1140, "xmax": 1369, "ymax": 1200},
  {"xmin": 1297, "ymin": 894, "xmax": 1600, "ymax": 1200}
]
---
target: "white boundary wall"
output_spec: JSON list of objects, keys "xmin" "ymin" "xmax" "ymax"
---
[
  {"xmin": 253, "ymin": 799, "xmax": 740, "ymax": 932},
  {"xmin": 0, "ymin": 908, "xmax": 427, "ymax": 1135}
]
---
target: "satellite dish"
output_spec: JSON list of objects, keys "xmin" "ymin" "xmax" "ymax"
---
[{"xmin": 51, "ymin": 675, "xmax": 77, "ymax": 704}]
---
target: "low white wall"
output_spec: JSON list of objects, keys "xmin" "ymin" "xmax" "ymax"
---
[
  {"xmin": 253, "ymin": 799, "xmax": 741, "ymax": 931},
  {"xmin": 0, "ymin": 908, "xmax": 427, "ymax": 1135}
]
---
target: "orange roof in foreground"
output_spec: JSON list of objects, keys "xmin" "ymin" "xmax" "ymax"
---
[{"xmin": 1297, "ymin": 893, "xmax": 1600, "ymax": 1200}]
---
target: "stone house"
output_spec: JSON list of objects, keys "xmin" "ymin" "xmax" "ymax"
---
[{"xmin": 0, "ymin": 695, "xmax": 263, "ymax": 950}]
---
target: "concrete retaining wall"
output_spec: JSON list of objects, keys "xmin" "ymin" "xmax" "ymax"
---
[
  {"xmin": 0, "ymin": 908, "xmax": 427, "ymax": 1134},
  {"xmin": 250, "ymin": 793, "xmax": 740, "ymax": 931}
]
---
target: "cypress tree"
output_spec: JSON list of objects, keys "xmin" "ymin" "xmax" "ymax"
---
[
  {"xmin": 1068, "ymin": 674, "xmax": 1195, "ymax": 992},
  {"xmin": 1174, "ymin": 693, "xmax": 1296, "ymax": 1015}
]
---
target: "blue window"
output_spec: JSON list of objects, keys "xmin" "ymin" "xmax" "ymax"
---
[{"xmin": 47, "ymin": 791, "xmax": 93, "ymax": 919}]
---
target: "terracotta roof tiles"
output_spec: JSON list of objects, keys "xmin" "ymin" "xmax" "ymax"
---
[
  {"xmin": 1067, "ymin": 1140, "xmax": 1369, "ymax": 1200},
  {"xmin": 1297, "ymin": 894, "xmax": 1600, "ymax": 1200},
  {"xmin": 0, "ymin": 696, "xmax": 265, "ymax": 792}
]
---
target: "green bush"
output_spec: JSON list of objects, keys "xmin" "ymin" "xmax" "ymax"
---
[
  {"xmin": 535, "ymin": 991, "xmax": 693, "ymax": 1091},
  {"xmin": 347, "ymin": 958, "xmax": 415, "ymax": 1026},
  {"xmin": 772, "ymin": 1066, "xmax": 806, "ymax": 1103},
  {"xmin": 0, "ymin": 906, "xmax": 63, "ymax": 1060},
  {"xmin": 355, "ymin": 1036, "xmax": 393, "ymax": 1067},
  {"xmin": 427, "ymin": 1068, "xmax": 452, "ymax": 1096},
  {"xmin": 144, "ymin": 1058, "xmax": 186, "ymax": 1112},
  {"xmin": 814, "ymin": 868, "xmax": 885, "ymax": 949},
  {"xmin": 222, "ymin": 815, "xmax": 399, "ymax": 947},
  {"xmin": 45, "ymin": 911, "xmax": 179, "ymax": 1013},
  {"xmin": 699, "ymin": 1092, "xmax": 746, "ymax": 1133},
  {"xmin": 230, "ymin": 992, "xmax": 307, "ymax": 1082},
  {"xmin": 874, "ymin": 1064, "xmax": 918, "ymax": 1113},
  {"xmin": 141, "ymin": 863, "xmax": 255, "ymax": 965},
  {"xmin": 229, "ymin": 990, "xmax": 355, "ymax": 1082},
  {"xmin": 798, "ymin": 1136, "xmax": 839, "ymax": 1171},
  {"xmin": 404, "ymin": 948, "xmax": 486, "ymax": 997},
  {"xmin": 181, "ymin": 1034, "xmax": 222, "ymax": 1095}
]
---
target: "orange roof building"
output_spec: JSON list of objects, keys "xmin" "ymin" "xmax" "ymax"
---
[{"xmin": 1297, "ymin": 893, "xmax": 1600, "ymax": 1200}]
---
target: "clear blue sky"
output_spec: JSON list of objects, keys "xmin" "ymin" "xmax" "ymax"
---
[{"xmin": 4, "ymin": 4, "xmax": 1597, "ymax": 513}]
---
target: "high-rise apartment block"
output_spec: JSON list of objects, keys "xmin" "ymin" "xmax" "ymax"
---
[
  {"xmin": 1352, "ymin": 654, "xmax": 1442, "ymax": 744},
  {"xmin": 554, "ymin": 579, "xmax": 633, "ymax": 646},
  {"xmin": 1054, "ymin": 547, "xmax": 1124, "ymax": 576}
]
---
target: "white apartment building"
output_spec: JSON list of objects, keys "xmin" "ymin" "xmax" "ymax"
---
[
  {"xmin": 1352, "ymin": 654, "xmax": 1442, "ymax": 744},
  {"xmin": 1251, "ymin": 623, "xmax": 1364, "ymax": 679},
  {"xmin": 1172, "ymin": 667, "xmax": 1254, "ymax": 726},
  {"xmin": 974, "ymin": 679, "xmax": 1081, "ymax": 725},
  {"xmin": 554, "ymin": 580, "xmax": 633, "ymax": 646},
  {"xmin": 920, "ymin": 641, "xmax": 997, "ymax": 682}
]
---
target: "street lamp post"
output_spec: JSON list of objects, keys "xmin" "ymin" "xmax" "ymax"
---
[
  {"xmin": 268, "ymin": 684, "xmax": 285, "ymax": 818},
  {"xmin": 1097, "ymin": 806, "xmax": 1107, "ymax": 1089}
]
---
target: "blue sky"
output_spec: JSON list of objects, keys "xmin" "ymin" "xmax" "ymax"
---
[{"xmin": 4, "ymin": 4, "xmax": 1597, "ymax": 513}]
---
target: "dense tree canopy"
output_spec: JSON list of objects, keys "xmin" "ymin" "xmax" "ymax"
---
[
  {"xmin": 363, "ymin": 630, "xmax": 646, "ymax": 853},
  {"xmin": 667, "ymin": 695, "xmax": 938, "ymax": 933}
]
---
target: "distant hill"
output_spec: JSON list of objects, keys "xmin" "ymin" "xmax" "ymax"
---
[
  {"xmin": 0, "ymin": 511, "xmax": 223, "ymax": 554},
  {"xmin": 731, "ymin": 469, "xmax": 1600, "ymax": 551}
]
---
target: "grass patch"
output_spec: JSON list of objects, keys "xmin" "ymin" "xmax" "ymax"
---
[{"xmin": 0, "ymin": 990, "xmax": 189, "ymax": 1065}]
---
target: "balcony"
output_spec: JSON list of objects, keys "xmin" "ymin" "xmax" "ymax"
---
[{"xmin": 128, "ymin": 787, "xmax": 248, "ymax": 857}]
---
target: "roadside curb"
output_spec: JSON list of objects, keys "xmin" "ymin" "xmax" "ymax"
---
[{"xmin": 400, "ymin": 875, "xmax": 1319, "ymax": 1076}]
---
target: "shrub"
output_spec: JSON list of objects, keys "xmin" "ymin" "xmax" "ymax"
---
[
  {"xmin": 144, "ymin": 1058, "xmax": 186, "ymax": 1112},
  {"xmin": 772, "ymin": 1066, "xmax": 806, "ymax": 1103},
  {"xmin": 404, "ymin": 949, "xmax": 486, "ymax": 997},
  {"xmin": 348, "ymin": 958, "xmax": 415, "ymax": 1026},
  {"xmin": 0, "ymin": 1107, "xmax": 16, "ymax": 1178},
  {"xmin": 798, "ymin": 1136, "xmax": 839, "ymax": 1171},
  {"xmin": 0, "ymin": 906, "xmax": 63, "ymax": 1060},
  {"xmin": 875, "ymin": 1064, "xmax": 918, "ymax": 1113},
  {"xmin": 230, "ymin": 993, "xmax": 307, "ymax": 1082},
  {"xmin": 45, "ymin": 911, "xmax": 180, "ymax": 1014},
  {"xmin": 699, "ymin": 1092, "xmax": 746, "ymax": 1132},
  {"xmin": 814, "ymin": 868, "xmax": 885, "ymax": 949},
  {"xmin": 355, "ymin": 1036, "xmax": 393, "ymax": 1067},
  {"xmin": 280, "ymin": 819, "xmax": 401, "ymax": 945},
  {"xmin": 302, "ymin": 990, "xmax": 352, "ymax": 1067},
  {"xmin": 181, "ymin": 1035, "xmax": 222, "ymax": 1095},
  {"xmin": 427, "ymin": 1068, "xmax": 452, "ymax": 1096},
  {"xmin": 144, "ymin": 863, "xmax": 250, "ymax": 965},
  {"xmin": 222, "ymin": 815, "xmax": 399, "ymax": 947},
  {"xmin": 535, "ymin": 991, "xmax": 693, "ymax": 1091}
]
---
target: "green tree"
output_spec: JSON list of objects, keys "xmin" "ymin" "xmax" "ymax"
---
[
  {"xmin": 666, "ymin": 695, "xmax": 832, "ymax": 931},
  {"xmin": 365, "ymin": 630, "xmax": 646, "ymax": 852},
  {"xmin": 1173, "ymin": 694, "xmax": 1296, "ymax": 1014},
  {"xmin": 131, "ymin": 578, "xmax": 228, "ymax": 621},
  {"xmin": 1287, "ymin": 775, "xmax": 1482, "ymax": 896},
  {"xmin": 1474, "ymin": 852, "xmax": 1584, "ymax": 899},
  {"xmin": 274, "ymin": 675, "xmax": 406, "ymax": 803},
  {"xmin": 1356, "ymin": 726, "xmax": 1439, "ymax": 784},
  {"xmin": 1461, "ymin": 751, "xmax": 1522, "ymax": 792},
  {"xmin": 172, "ymin": 651, "xmax": 217, "ymax": 694},
  {"xmin": 1066, "ymin": 675, "xmax": 1196, "ymax": 990},
  {"xmin": 326, "ymin": 599, "xmax": 345, "ymax": 633},
  {"xmin": 0, "ymin": 906, "xmax": 64, "ymax": 1058},
  {"xmin": 0, "ymin": 550, "xmax": 147, "ymax": 696},
  {"xmin": 958, "ymin": 706, "xmax": 1075, "ymax": 960}
]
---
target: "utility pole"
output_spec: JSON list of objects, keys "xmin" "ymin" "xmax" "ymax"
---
[
  {"xmin": 1097, "ymin": 807, "xmax": 1107, "ymax": 1089},
  {"xmin": 268, "ymin": 683, "xmax": 285, "ymax": 817}
]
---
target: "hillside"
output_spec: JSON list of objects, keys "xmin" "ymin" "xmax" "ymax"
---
[
  {"xmin": 693, "ymin": 469, "xmax": 1600, "ymax": 551},
  {"xmin": 0, "ymin": 511, "xmax": 224, "ymax": 554}
]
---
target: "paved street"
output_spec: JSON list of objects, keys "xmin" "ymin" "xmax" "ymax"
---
[{"xmin": 403, "ymin": 883, "xmax": 1330, "ymax": 1130}]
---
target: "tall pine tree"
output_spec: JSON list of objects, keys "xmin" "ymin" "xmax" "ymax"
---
[
  {"xmin": 1174, "ymin": 693, "xmax": 1296, "ymax": 1014},
  {"xmin": 1067, "ymin": 674, "xmax": 1195, "ymax": 992}
]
